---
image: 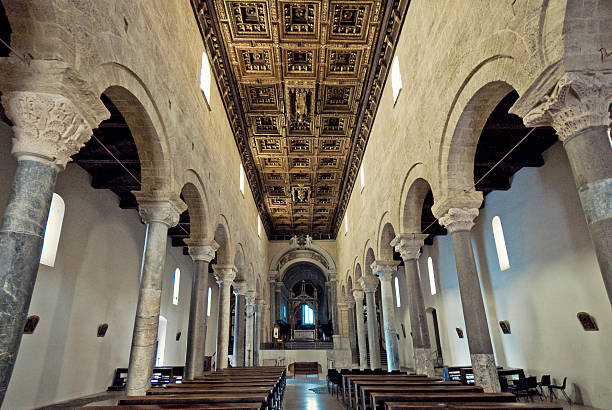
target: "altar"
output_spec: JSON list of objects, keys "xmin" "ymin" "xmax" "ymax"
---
[{"xmin": 294, "ymin": 330, "xmax": 315, "ymax": 340}]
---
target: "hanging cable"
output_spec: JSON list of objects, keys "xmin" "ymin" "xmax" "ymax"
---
[{"xmin": 420, "ymin": 127, "xmax": 537, "ymax": 235}]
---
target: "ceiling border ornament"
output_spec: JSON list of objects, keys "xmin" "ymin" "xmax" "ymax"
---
[{"xmin": 191, "ymin": 0, "xmax": 411, "ymax": 239}]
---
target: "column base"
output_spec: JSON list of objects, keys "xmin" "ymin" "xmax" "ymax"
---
[
  {"xmin": 413, "ymin": 347, "xmax": 435, "ymax": 377},
  {"xmin": 470, "ymin": 353, "xmax": 501, "ymax": 393}
]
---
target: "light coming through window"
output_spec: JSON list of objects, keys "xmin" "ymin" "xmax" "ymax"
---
[
  {"xmin": 303, "ymin": 305, "xmax": 314, "ymax": 325},
  {"xmin": 257, "ymin": 215, "xmax": 262, "ymax": 237},
  {"xmin": 40, "ymin": 193, "xmax": 65, "ymax": 268},
  {"xmin": 391, "ymin": 55, "xmax": 402, "ymax": 103},
  {"xmin": 344, "ymin": 213, "xmax": 348, "ymax": 234},
  {"xmin": 428, "ymin": 257, "xmax": 436, "ymax": 295},
  {"xmin": 360, "ymin": 164, "xmax": 365, "ymax": 191},
  {"xmin": 492, "ymin": 216, "xmax": 510, "ymax": 271},
  {"xmin": 394, "ymin": 276, "xmax": 401, "ymax": 307},
  {"xmin": 200, "ymin": 51, "xmax": 211, "ymax": 104},
  {"xmin": 172, "ymin": 268, "xmax": 180, "ymax": 305},
  {"xmin": 239, "ymin": 163, "xmax": 245, "ymax": 195},
  {"xmin": 207, "ymin": 287, "xmax": 212, "ymax": 316}
]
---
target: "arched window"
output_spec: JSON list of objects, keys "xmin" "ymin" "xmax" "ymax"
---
[
  {"xmin": 303, "ymin": 305, "xmax": 314, "ymax": 325},
  {"xmin": 200, "ymin": 51, "xmax": 212, "ymax": 104},
  {"xmin": 207, "ymin": 287, "xmax": 212, "ymax": 316},
  {"xmin": 257, "ymin": 215, "xmax": 262, "ymax": 237},
  {"xmin": 344, "ymin": 212, "xmax": 348, "ymax": 234},
  {"xmin": 394, "ymin": 276, "xmax": 401, "ymax": 307},
  {"xmin": 427, "ymin": 257, "xmax": 436, "ymax": 295},
  {"xmin": 360, "ymin": 164, "xmax": 365, "ymax": 191},
  {"xmin": 492, "ymin": 216, "xmax": 510, "ymax": 271},
  {"xmin": 391, "ymin": 55, "xmax": 402, "ymax": 103},
  {"xmin": 172, "ymin": 268, "xmax": 180, "ymax": 305},
  {"xmin": 40, "ymin": 193, "xmax": 65, "ymax": 267}
]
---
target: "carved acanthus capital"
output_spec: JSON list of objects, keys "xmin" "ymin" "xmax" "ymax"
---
[
  {"xmin": 390, "ymin": 234, "xmax": 427, "ymax": 261},
  {"xmin": 438, "ymin": 207, "xmax": 479, "ymax": 233},
  {"xmin": 344, "ymin": 295, "xmax": 355, "ymax": 306},
  {"xmin": 213, "ymin": 265, "xmax": 237, "ymax": 285},
  {"xmin": 523, "ymin": 72, "xmax": 612, "ymax": 141},
  {"xmin": 138, "ymin": 201, "xmax": 182, "ymax": 227},
  {"xmin": 1, "ymin": 91, "xmax": 95, "ymax": 169},
  {"xmin": 370, "ymin": 260, "xmax": 399, "ymax": 280},
  {"xmin": 359, "ymin": 274, "xmax": 379, "ymax": 293},
  {"xmin": 187, "ymin": 239, "xmax": 219, "ymax": 262},
  {"xmin": 233, "ymin": 280, "xmax": 248, "ymax": 295},
  {"xmin": 352, "ymin": 288, "xmax": 365, "ymax": 302}
]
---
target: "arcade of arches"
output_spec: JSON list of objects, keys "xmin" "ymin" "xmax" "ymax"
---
[{"xmin": 0, "ymin": 0, "xmax": 610, "ymax": 409}]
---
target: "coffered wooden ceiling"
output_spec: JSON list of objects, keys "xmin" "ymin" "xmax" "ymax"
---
[{"xmin": 191, "ymin": 0, "xmax": 410, "ymax": 239}]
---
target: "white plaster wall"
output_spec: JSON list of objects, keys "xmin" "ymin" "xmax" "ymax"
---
[
  {"xmin": 420, "ymin": 143, "xmax": 612, "ymax": 409},
  {"xmin": 0, "ymin": 124, "xmax": 193, "ymax": 409}
]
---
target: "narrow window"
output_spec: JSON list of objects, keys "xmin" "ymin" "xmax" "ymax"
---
[
  {"xmin": 394, "ymin": 276, "xmax": 401, "ymax": 307},
  {"xmin": 492, "ymin": 216, "xmax": 510, "ymax": 271},
  {"xmin": 391, "ymin": 55, "xmax": 402, "ymax": 103},
  {"xmin": 344, "ymin": 212, "xmax": 348, "ymax": 234},
  {"xmin": 156, "ymin": 316, "xmax": 168, "ymax": 366},
  {"xmin": 200, "ymin": 51, "xmax": 211, "ymax": 104},
  {"xmin": 207, "ymin": 287, "xmax": 212, "ymax": 316},
  {"xmin": 257, "ymin": 215, "xmax": 262, "ymax": 237},
  {"xmin": 303, "ymin": 305, "xmax": 314, "ymax": 325},
  {"xmin": 428, "ymin": 257, "xmax": 436, "ymax": 295},
  {"xmin": 172, "ymin": 268, "xmax": 181, "ymax": 305},
  {"xmin": 239, "ymin": 163, "xmax": 245, "ymax": 195},
  {"xmin": 360, "ymin": 164, "xmax": 365, "ymax": 191},
  {"xmin": 40, "ymin": 193, "xmax": 65, "ymax": 267}
]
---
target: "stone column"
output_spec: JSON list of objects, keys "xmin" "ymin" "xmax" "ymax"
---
[
  {"xmin": 352, "ymin": 289, "xmax": 368, "ymax": 370},
  {"xmin": 438, "ymin": 208, "xmax": 500, "ymax": 393},
  {"xmin": 275, "ymin": 281, "xmax": 282, "ymax": 323},
  {"xmin": 521, "ymin": 72, "xmax": 612, "ymax": 307},
  {"xmin": 0, "ymin": 91, "xmax": 97, "ymax": 404},
  {"xmin": 391, "ymin": 233, "xmax": 435, "ymax": 377},
  {"xmin": 359, "ymin": 275, "xmax": 381, "ymax": 369},
  {"xmin": 244, "ymin": 291, "xmax": 256, "ymax": 366},
  {"xmin": 344, "ymin": 295, "xmax": 358, "ymax": 366},
  {"xmin": 254, "ymin": 298, "xmax": 265, "ymax": 365},
  {"xmin": 126, "ymin": 199, "xmax": 183, "ymax": 395},
  {"xmin": 184, "ymin": 240, "xmax": 218, "ymax": 380},
  {"xmin": 268, "ymin": 272, "xmax": 278, "ymax": 335},
  {"xmin": 328, "ymin": 274, "xmax": 339, "ymax": 334},
  {"xmin": 214, "ymin": 265, "xmax": 237, "ymax": 369},
  {"xmin": 232, "ymin": 281, "xmax": 247, "ymax": 367},
  {"xmin": 371, "ymin": 261, "xmax": 401, "ymax": 372}
]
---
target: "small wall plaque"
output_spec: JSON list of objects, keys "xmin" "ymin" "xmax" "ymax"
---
[
  {"xmin": 24, "ymin": 315, "xmax": 40, "ymax": 334},
  {"xmin": 577, "ymin": 312, "xmax": 599, "ymax": 331},
  {"xmin": 97, "ymin": 323, "xmax": 109, "ymax": 337},
  {"xmin": 499, "ymin": 320, "xmax": 511, "ymax": 334},
  {"xmin": 401, "ymin": 323, "xmax": 406, "ymax": 338},
  {"xmin": 456, "ymin": 327, "xmax": 464, "ymax": 339},
  {"xmin": 176, "ymin": 331, "xmax": 182, "ymax": 341}
]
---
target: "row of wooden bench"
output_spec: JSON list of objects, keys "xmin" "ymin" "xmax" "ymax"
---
[
  {"xmin": 329, "ymin": 369, "xmax": 565, "ymax": 410},
  {"xmin": 89, "ymin": 366, "xmax": 286, "ymax": 410}
]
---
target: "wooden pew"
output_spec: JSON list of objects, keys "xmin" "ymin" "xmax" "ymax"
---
[
  {"xmin": 385, "ymin": 402, "xmax": 563, "ymax": 410},
  {"xmin": 89, "ymin": 404, "xmax": 265, "ymax": 409},
  {"xmin": 117, "ymin": 393, "xmax": 270, "ymax": 408},
  {"xmin": 350, "ymin": 380, "xmax": 461, "ymax": 409},
  {"xmin": 342, "ymin": 375, "xmax": 439, "ymax": 405},
  {"xmin": 370, "ymin": 392, "xmax": 516, "ymax": 410},
  {"xmin": 356, "ymin": 385, "xmax": 483, "ymax": 410}
]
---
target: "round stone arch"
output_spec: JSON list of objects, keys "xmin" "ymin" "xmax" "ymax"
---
[
  {"xmin": 234, "ymin": 243, "xmax": 247, "ymax": 281},
  {"xmin": 435, "ymin": 53, "xmax": 527, "ymax": 213},
  {"xmin": 93, "ymin": 63, "xmax": 174, "ymax": 197},
  {"xmin": 364, "ymin": 247, "xmax": 376, "ymax": 277},
  {"xmin": 269, "ymin": 242, "xmax": 336, "ymax": 280},
  {"xmin": 398, "ymin": 163, "xmax": 437, "ymax": 233},
  {"xmin": 376, "ymin": 212, "xmax": 397, "ymax": 261},
  {"xmin": 213, "ymin": 215, "xmax": 233, "ymax": 265},
  {"xmin": 180, "ymin": 169, "xmax": 211, "ymax": 244},
  {"xmin": 354, "ymin": 263, "xmax": 363, "ymax": 285}
]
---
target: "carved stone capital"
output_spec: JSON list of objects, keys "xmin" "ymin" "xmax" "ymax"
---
[
  {"xmin": 213, "ymin": 265, "xmax": 237, "ymax": 285},
  {"xmin": 233, "ymin": 280, "xmax": 248, "ymax": 295},
  {"xmin": 352, "ymin": 289, "xmax": 365, "ymax": 302},
  {"xmin": 438, "ymin": 207, "xmax": 479, "ymax": 233},
  {"xmin": 359, "ymin": 274, "xmax": 379, "ymax": 293},
  {"xmin": 138, "ymin": 201, "xmax": 182, "ymax": 227},
  {"xmin": 344, "ymin": 296, "xmax": 355, "ymax": 306},
  {"xmin": 187, "ymin": 239, "xmax": 219, "ymax": 262},
  {"xmin": 1, "ymin": 91, "xmax": 95, "ymax": 169},
  {"xmin": 370, "ymin": 260, "xmax": 399, "ymax": 279},
  {"xmin": 275, "ymin": 281, "xmax": 284, "ymax": 291},
  {"xmin": 245, "ymin": 290, "xmax": 257, "ymax": 305},
  {"xmin": 268, "ymin": 271, "xmax": 279, "ymax": 281},
  {"xmin": 523, "ymin": 71, "xmax": 612, "ymax": 141},
  {"xmin": 390, "ymin": 233, "xmax": 427, "ymax": 261}
]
